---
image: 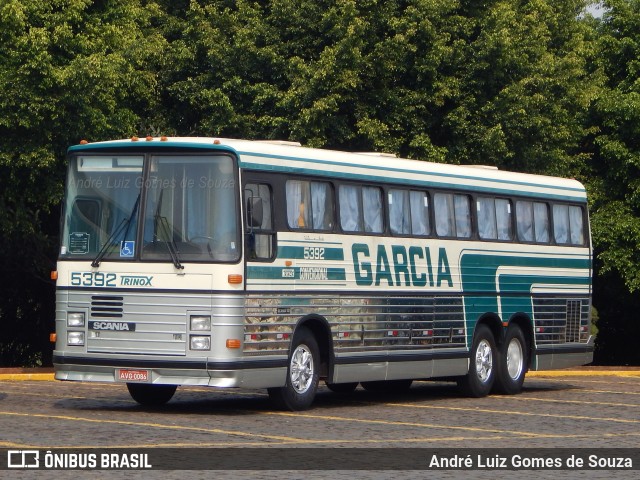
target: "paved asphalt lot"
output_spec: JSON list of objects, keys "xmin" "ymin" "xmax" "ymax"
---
[{"xmin": 1, "ymin": 368, "xmax": 639, "ymax": 478}]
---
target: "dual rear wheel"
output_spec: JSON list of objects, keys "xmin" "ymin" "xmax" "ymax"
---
[{"xmin": 457, "ymin": 323, "xmax": 528, "ymax": 397}]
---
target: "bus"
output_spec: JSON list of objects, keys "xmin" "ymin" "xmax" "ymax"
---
[{"xmin": 53, "ymin": 137, "xmax": 594, "ymax": 410}]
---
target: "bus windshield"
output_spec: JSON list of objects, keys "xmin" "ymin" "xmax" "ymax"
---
[
  {"xmin": 142, "ymin": 155, "xmax": 239, "ymax": 262},
  {"xmin": 60, "ymin": 153, "xmax": 239, "ymax": 263}
]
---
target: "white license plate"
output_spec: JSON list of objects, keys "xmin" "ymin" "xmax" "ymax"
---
[{"xmin": 116, "ymin": 369, "xmax": 150, "ymax": 382}]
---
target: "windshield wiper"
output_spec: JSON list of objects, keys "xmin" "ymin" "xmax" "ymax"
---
[
  {"xmin": 154, "ymin": 214, "xmax": 184, "ymax": 270},
  {"xmin": 153, "ymin": 189, "xmax": 184, "ymax": 270},
  {"xmin": 91, "ymin": 194, "xmax": 141, "ymax": 268}
]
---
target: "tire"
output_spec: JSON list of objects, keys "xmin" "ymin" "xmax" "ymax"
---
[
  {"xmin": 457, "ymin": 324, "xmax": 497, "ymax": 397},
  {"xmin": 326, "ymin": 382, "xmax": 358, "ymax": 393},
  {"xmin": 493, "ymin": 324, "xmax": 528, "ymax": 394},
  {"xmin": 127, "ymin": 383, "xmax": 177, "ymax": 406},
  {"xmin": 268, "ymin": 327, "xmax": 320, "ymax": 411},
  {"xmin": 361, "ymin": 379, "xmax": 413, "ymax": 393}
]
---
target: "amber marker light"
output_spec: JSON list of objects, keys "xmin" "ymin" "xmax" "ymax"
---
[
  {"xmin": 50, "ymin": 271, "xmax": 58, "ymax": 281},
  {"xmin": 161, "ymin": 135, "xmax": 168, "ymax": 141},
  {"xmin": 79, "ymin": 139, "xmax": 88, "ymax": 145},
  {"xmin": 145, "ymin": 135, "xmax": 153, "ymax": 141},
  {"xmin": 226, "ymin": 339, "xmax": 241, "ymax": 349},
  {"xmin": 228, "ymin": 274, "xmax": 243, "ymax": 284},
  {"xmin": 131, "ymin": 136, "xmax": 139, "ymax": 141},
  {"xmin": 213, "ymin": 139, "xmax": 221, "ymax": 144}
]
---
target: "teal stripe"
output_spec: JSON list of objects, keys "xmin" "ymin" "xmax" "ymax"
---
[
  {"xmin": 460, "ymin": 254, "xmax": 590, "ymax": 294},
  {"xmin": 498, "ymin": 274, "xmax": 590, "ymax": 293},
  {"xmin": 460, "ymin": 253, "xmax": 591, "ymax": 336}
]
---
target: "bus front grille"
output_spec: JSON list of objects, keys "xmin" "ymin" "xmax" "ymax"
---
[{"xmin": 91, "ymin": 296, "xmax": 124, "ymax": 318}]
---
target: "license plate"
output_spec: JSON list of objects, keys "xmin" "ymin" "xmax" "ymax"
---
[{"xmin": 116, "ymin": 369, "xmax": 150, "ymax": 382}]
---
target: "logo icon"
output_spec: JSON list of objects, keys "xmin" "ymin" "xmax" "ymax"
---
[
  {"xmin": 7, "ymin": 450, "xmax": 39, "ymax": 469},
  {"xmin": 120, "ymin": 241, "xmax": 135, "ymax": 258}
]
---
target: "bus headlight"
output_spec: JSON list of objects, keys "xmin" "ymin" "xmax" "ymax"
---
[
  {"xmin": 67, "ymin": 312, "xmax": 85, "ymax": 327},
  {"xmin": 67, "ymin": 331, "xmax": 85, "ymax": 346},
  {"xmin": 190, "ymin": 335, "xmax": 211, "ymax": 351},
  {"xmin": 190, "ymin": 315, "xmax": 211, "ymax": 331}
]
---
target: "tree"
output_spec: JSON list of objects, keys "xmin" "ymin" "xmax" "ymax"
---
[
  {"xmin": 0, "ymin": 0, "xmax": 166, "ymax": 365},
  {"xmin": 585, "ymin": 0, "xmax": 640, "ymax": 364}
]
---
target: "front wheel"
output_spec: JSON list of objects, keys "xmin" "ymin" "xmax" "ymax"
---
[
  {"xmin": 268, "ymin": 327, "xmax": 319, "ymax": 411},
  {"xmin": 493, "ymin": 324, "xmax": 528, "ymax": 394},
  {"xmin": 127, "ymin": 383, "xmax": 177, "ymax": 406},
  {"xmin": 457, "ymin": 324, "xmax": 496, "ymax": 397}
]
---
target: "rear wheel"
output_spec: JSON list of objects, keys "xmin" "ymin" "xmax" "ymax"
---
[
  {"xmin": 457, "ymin": 324, "xmax": 496, "ymax": 397},
  {"xmin": 127, "ymin": 383, "xmax": 177, "ymax": 406},
  {"xmin": 493, "ymin": 324, "xmax": 528, "ymax": 394},
  {"xmin": 268, "ymin": 327, "xmax": 319, "ymax": 411}
]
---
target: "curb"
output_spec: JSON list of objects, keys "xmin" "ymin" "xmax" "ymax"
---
[
  {"xmin": 0, "ymin": 373, "xmax": 55, "ymax": 381},
  {"xmin": 527, "ymin": 370, "xmax": 640, "ymax": 378},
  {"xmin": 1, "ymin": 368, "xmax": 639, "ymax": 381}
]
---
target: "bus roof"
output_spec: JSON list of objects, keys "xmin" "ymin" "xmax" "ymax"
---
[{"xmin": 69, "ymin": 137, "xmax": 587, "ymax": 202}]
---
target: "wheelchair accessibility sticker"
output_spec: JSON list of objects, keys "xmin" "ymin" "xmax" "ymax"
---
[{"xmin": 120, "ymin": 241, "xmax": 135, "ymax": 258}]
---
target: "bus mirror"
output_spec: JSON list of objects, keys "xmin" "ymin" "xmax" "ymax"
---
[{"xmin": 247, "ymin": 197, "xmax": 264, "ymax": 229}]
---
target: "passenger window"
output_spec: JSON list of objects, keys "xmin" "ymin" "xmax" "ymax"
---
[
  {"xmin": 434, "ymin": 193, "xmax": 471, "ymax": 238},
  {"xmin": 553, "ymin": 204, "xmax": 584, "ymax": 245},
  {"xmin": 434, "ymin": 193, "xmax": 455, "ymax": 237},
  {"xmin": 496, "ymin": 198, "xmax": 512, "ymax": 240},
  {"xmin": 389, "ymin": 189, "xmax": 411, "ymax": 235},
  {"xmin": 477, "ymin": 197, "xmax": 497, "ymax": 239},
  {"xmin": 244, "ymin": 183, "xmax": 275, "ymax": 260},
  {"xmin": 477, "ymin": 197, "xmax": 512, "ymax": 240},
  {"xmin": 286, "ymin": 180, "xmax": 334, "ymax": 231},
  {"xmin": 553, "ymin": 204, "xmax": 570, "ymax": 244},
  {"xmin": 339, "ymin": 185, "xmax": 383, "ymax": 233},
  {"xmin": 569, "ymin": 206, "xmax": 584, "ymax": 245},
  {"xmin": 533, "ymin": 202, "xmax": 549, "ymax": 243},
  {"xmin": 516, "ymin": 201, "xmax": 549, "ymax": 243},
  {"xmin": 389, "ymin": 189, "xmax": 431, "ymax": 236},
  {"xmin": 410, "ymin": 191, "xmax": 431, "ymax": 235}
]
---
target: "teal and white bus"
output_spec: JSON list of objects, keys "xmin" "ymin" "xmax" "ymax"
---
[{"xmin": 53, "ymin": 137, "xmax": 593, "ymax": 410}]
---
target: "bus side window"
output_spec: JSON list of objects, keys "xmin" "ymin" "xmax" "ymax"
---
[
  {"xmin": 553, "ymin": 204, "xmax": 570, "ymax": 244},
  {"xmin": 569, "ymin": 205, "xmax": 585, "ymax": 245},
  {"xmin": 553, "ymin": 204, "xmax": 585, "ymax": 246},
  {"xmin": 389, "ymin": 189, "xmax": 431, "ymax": 236},
  {"xmin": 533, "ymin": 202, "xmax": 550, "ymax": 243},
  {"xmin": 478, "ymin": 197, "xmax": 512, "ymax": 241},
  {"xmin": 245, "ymin": 183, "xmax": 275, "ymax": 260},
  {"xmin": 339, "ymin": 185, "xmax": 383, "ymax": 234},
  {"xmin": 434, "ymin": 193, "xmax": 470, "ymax": 238},
  {"xmin": 434, "ymin": 193, "xmax": 455, "ymax": 237},
  {"xmin": 286, "ymin": 180, "xmax": 334, "ymax": 231}
]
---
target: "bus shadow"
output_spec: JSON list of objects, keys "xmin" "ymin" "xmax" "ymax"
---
[{"xmin": 52, "ymin": 378, "xmax": 577, "ymax": 415}]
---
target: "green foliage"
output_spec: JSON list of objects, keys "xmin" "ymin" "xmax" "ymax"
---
[
  {"xmin": 587, "ymin": 0, "xmax": 640, "ymax": 293},
  {"xmin": 0, "ymin": 0, "xmax": 166, "ymax": 365}
]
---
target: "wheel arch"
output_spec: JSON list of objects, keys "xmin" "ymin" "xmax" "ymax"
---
[
  {"xmin": 506, "ymin": 313, "xmax": 534, "ymax": 369},
  {"xmin": 293, "ymin": 314, "xmax": 333, "ymax": 380},
  {"xmin": 474, "ymin": 312, "xmax": 503, "ymax": 346}
]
